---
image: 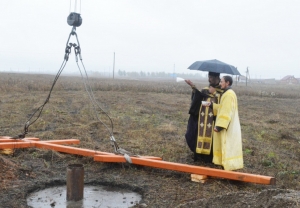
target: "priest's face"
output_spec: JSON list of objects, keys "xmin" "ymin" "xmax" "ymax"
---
[{"xmin": 208, "ymin": 75, "xmax": 220, "ymax": 87}]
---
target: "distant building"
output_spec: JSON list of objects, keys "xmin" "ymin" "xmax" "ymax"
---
[{"xmin": 280, "ymin": 75, "xmax": 299, "ymax": 84}]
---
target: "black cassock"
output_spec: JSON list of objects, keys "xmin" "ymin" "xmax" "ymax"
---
[{"xmin": 185, "ymin": 89, "xmax": 214, "ymax": 163}]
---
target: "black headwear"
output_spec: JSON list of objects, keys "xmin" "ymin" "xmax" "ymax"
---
[{"xmin": 208, "ymin": 72, "xmax": 220, "ymax": 77}]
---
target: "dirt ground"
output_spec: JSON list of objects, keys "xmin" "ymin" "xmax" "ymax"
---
[{"xmin": 1, "ymin": 73, "xmax": 300, "ymax": 207}]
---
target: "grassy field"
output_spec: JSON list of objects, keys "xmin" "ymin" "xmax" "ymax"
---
[{"xmin": 1, "ymin": 72, "xmax": 300, "ymax": 207}]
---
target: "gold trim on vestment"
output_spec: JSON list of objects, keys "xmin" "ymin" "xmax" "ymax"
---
[{"xmin": 195, "ymin": 89, "xmax": 222, "ymax": 155}]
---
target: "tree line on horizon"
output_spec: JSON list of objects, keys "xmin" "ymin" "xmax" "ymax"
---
[{"xmin": 117, "ymin": 69, "xmax": 205, "ymax": 79}]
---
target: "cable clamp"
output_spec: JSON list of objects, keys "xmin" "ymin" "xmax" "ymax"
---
[{"xmin": 123, "ymin": 154, "xmax": 132, "ymax": 163}]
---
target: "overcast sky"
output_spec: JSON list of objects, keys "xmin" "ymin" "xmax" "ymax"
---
[{"xmin": 0, "ymin": 0, "xmax": 299, "ymax": 79}]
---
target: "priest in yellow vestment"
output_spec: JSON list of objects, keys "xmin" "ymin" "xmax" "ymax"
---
[{"xmin": 212, "ymin": 76, "xmax": 243, "ymax": 171}]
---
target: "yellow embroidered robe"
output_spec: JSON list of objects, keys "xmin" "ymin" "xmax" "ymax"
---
[
  {"xmin": 212, "ymin": 89, "xmax": 243, "ymax": 170},
  {"xmin": 195, "ymin": 88, "xmax": 222, "ymax": 155}
]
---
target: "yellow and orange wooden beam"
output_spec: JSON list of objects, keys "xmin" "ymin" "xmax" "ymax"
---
[
  {"xmin": 0, "ymin": 136, "xmax": 275, "ymax": 185},
  {"xmin": 0, "ymin": 137, "xmax": 161, "ymax": 160},
  {"xmin": 94, "ymin": 154, "xmax": 275, "ymax": 185}
]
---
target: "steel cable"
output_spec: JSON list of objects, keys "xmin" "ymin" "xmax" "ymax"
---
[
  {"xmin": 76, "ymin": 61, "xmax": 114, "ymax": 137},
  {"xmin": 12, "ymin": 59, "xmax": 68, "ymax": 139},
  {"xmin": 13, "ymin": 23, "xmax": 131, "ymax": 157}
]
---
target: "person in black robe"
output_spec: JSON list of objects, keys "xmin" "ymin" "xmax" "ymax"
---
[{"xmin": 185, "ymin": 72, "xmax": 223, "ymax": 163}]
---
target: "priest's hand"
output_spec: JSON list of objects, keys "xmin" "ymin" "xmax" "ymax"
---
[
  {"xmin": 209, "ymin": 86, "xmax": 216, "ymax": 94},
  {"xmin": 185, "ymin": 79, "xmax": 196, "ymax": 89}
]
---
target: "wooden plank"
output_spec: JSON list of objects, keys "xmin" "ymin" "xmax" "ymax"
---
[
  {"xmin": 191, "ymin": 174, "xmax": 207, "ymax": 183},
  {"xmin": 0, "ymin": 137, "xmax": 40, "ymax": 142},
  {"xmin": 23, "ymin": 137, "xmax": 40, "ymax": 141},
  {"xmin": 38, "ymin": 139, "xmax": 80, "ymax": 145},
  {"xmin": 0, "ymin": 148, "xmax": 14, "ymax": 155},
  {"xmin": 137, "ymin": 156, "xmax": 162, "ymax": 160},
  {"xmin": 0, "ymin": 139, "xmax": 21, "ymax": 143},
  {"xmin": 34, "ymin": 142, "xmax": 103, "ymax": 157},
  {"xmin": 3, "ymin": 136, "xmax": 274, "ymax": 185},
  {"xmin": 0, "ymin": 142, "xmax": 35, "ymax": 149},
  {"xmin": 34, "ymin": 142, "xmax": 162, "ymax": 160},
  {"xmin": 0, "ymin": 137, "xmax": 161, "ymax": 160},
  {"xmin": 191, "ymin": 174, "xmax": 207, "ymax": 180},
  {"xmin": 94, "ymin": 155, "xmax": 275, "ymax": 185},
  {"xmin": 0, "ymin": 138, "xmax": 78, "ymax": 148}
]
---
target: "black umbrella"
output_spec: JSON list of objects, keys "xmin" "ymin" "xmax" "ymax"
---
[{"xmin": 188, "ymin": 59, "xmax": 241, "ymax": 75}]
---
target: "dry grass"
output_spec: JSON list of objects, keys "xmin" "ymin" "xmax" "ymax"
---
[{"xmin": 1, "ymin": 72, "xmax": 300, "ymax": 207}]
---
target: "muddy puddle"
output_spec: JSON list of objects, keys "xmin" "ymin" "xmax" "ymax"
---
[{"xmin": 27, "ymin": 185, "xmax": 142, "ymax": 208}]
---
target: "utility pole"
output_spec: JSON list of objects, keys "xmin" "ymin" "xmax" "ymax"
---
[
  {"xmin": 113, "ymin": 52, "xmax": 115, "ymax": 79},
  {"xmin": 236, "ymin": 67, "xmax": 238, "ymax": 86},
  {"xmin": 245, "ymin": 67, "xmax": 250, "ymax": 87},
  {"xmin": 173, "ymin": 63, "xmax": 175, "ymax": 79}
]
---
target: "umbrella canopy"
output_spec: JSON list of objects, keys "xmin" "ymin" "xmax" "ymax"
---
[{"xmin": 188, "ymin": 59, "xmax": 241, "ymax": 75}]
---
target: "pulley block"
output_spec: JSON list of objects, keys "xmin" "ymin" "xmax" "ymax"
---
[{"xmin": 67, "ymin": 12, "xmax": 82, "ymax": 27}]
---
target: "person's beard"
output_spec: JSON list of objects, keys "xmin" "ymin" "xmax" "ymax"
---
[{"xmin": 209, "ymin": 82, "xmax": 220, "ymax": 88}]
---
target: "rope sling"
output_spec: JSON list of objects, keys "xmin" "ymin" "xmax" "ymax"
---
[{"xmin": 11, "ymin": 1, "xmax": 134, "ymax": 163}]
